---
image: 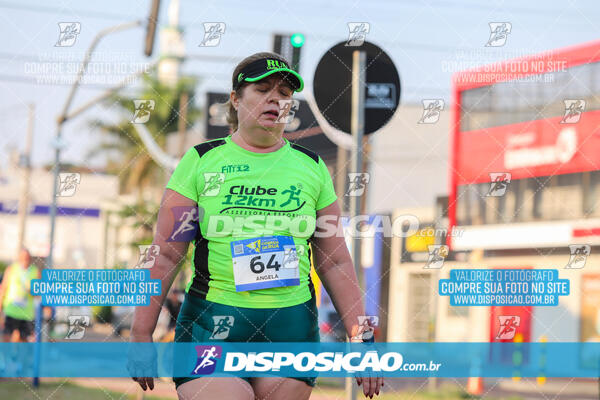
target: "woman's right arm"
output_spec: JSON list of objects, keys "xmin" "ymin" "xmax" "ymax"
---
[{"xmin": 130, "ymin": 189, "xmax": 197, "ymax": 342}]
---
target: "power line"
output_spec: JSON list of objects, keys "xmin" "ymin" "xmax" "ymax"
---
[
  {"xmin": 186, "ymin": 24, "xmax": 474, "ymax": 53},
  {"xmin": 0, "ymin": 52, "xmax": 40, "ymax": 63},
  {"xmin": 0, "ymin": 1, "xmax": 137, "ymax": 21},
  {"xmin": 1, "ymin": 1, "xmax": 588, "ymax": 56},
  {"xmin": 0, "ymin": 102, "xmax": 28, "ymax": 115},
  {"xmin": 414, "ymin": 0, "xmax": 590, "ymax": 19},
  {"xmin": 0, "ymin": 51, "xmax": 242, "ymax": 64},
  {"xmin": 0, "ymin": 71, "xmax": 448, "ymax": 97},
  {"xmin": 0, "ymin": 73, "xmax": 122, "ymax": 89},
  {"xmin": 202, "ymin": 0, "xmax": 588, "ymax": 22},
  {"xmin": 1, "ymin": 0, "xmax": 587, "ymax": 22}
]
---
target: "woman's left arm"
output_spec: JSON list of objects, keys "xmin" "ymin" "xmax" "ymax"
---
[
  {"xmin": 311, "ymin": 200, "xmax": 384, "ymax": 397},
  {"xmin": 311, "ymin": 200, "xmax": 365, "ymax": 339}
]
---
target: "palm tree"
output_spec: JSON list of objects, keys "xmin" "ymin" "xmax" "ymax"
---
[
  {"xmin": 88, "ymin": 74, "xmax": 201, "ymax": 249},
  {"xmin": 88, "ymin": 74, "xmax": 200, "ymax": 197}
]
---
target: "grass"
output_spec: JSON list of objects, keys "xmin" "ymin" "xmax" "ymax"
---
[
  {"xmin": 312, "ymin": 387, "xmax": 522, "ymax": 400},
  {"xmin": 0, "ymin": 379, "xmax": 524, "ymax": 400},
  {"xmin": 0, "ymin": 380, "xmax": 173, "ymax": 400},
  {"xmin": 312, "ymin": 380, "xmax": 524, "ymax": 400}
]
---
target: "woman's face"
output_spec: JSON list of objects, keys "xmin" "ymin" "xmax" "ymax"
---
[{"xmin": 232, "ymin": 73, "xmax": 294, "ymax": 136}]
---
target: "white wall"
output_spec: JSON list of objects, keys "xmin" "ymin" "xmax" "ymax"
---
[
  {"xmin": 482, "ymin": 254, "xmax": 583, "ymax": 342},
  {"xmin": 367, "ymin": 104, "xmax": 449, "ymax": 214},
  {"xmin": 0, "ymin": 165, "xmax": 118, "ymax": 266},
  {"xmin": 386, "ymin": 202, "xmax": 591, "ymax": 342}
]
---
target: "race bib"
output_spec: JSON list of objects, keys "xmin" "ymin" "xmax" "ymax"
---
[
  {"xmin": 230, "ymin": 235, "xmax": 300, "ymax": 292},
  {"xmin": 12, "ymin": 298, "xmax": 27, "ymax": 309}
]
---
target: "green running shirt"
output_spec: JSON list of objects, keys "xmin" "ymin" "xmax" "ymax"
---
[
  {"xmin": 166, "ymin": 135, "xmax": 337, "ymax": 308},
  {"xmin": 2, "ymin": 263, "xmax": 39, "ymax": 321}
]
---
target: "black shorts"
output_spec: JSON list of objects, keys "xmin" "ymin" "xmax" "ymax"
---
[
  {"xmin": 173, "ymin": 293, "xmax": 319, "ymax": 389},
  {"xmin": 3, "ymin": 316, "xmax": 34, "ymax": 339}
]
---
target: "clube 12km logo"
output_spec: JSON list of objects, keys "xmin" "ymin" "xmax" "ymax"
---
[
  {"xmin": 190, "ymin": 346, "xmax": 439, "ymax": 375},
  {"xmin": 220, "ymin": 184, "xmax": 306, "ymax": 213}
]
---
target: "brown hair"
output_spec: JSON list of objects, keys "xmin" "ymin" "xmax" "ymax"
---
[{"xmin": 225, "ymin": 52, "xmax": 292, "ymax": 133}]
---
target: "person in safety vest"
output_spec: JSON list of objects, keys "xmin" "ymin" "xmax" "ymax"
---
[{"xmin": 0, "ymin": 248, "xmax": 40, "ymax": 342}]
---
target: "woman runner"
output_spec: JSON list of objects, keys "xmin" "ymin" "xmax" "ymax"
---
[{"xmin": 130, "ymin": 52, "xmax": 383, "ymax": 399}]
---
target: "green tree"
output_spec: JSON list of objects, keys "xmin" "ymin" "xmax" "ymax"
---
[
  {"xmin": 88, "ymin": 74, "xmax": 200, "ymax": 197},
  {"xmin": 89, "ymin": 74, "xmax": 200, "ymax": 246}
]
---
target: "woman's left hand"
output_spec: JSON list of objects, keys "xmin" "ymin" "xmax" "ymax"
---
[{"xmin": 351, "ymin": 328, "xmax": 384, "ymax": 398}]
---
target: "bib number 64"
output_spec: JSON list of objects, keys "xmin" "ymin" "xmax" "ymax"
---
[{"xmin": 250, "ymin": 254, "xmax": 281, "ymax": 274}]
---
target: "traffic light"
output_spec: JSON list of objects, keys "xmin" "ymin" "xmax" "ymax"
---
[
  {"xmin": 273, "ymin": 33, "xmax": 304, "ymax": 73},
  {"xmin": 290, "ymin": 33, "xmax": 305, "ymax": 48}
]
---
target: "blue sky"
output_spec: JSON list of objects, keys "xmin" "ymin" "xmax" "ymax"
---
[{"xmin": 0, "ymin": 0, "xmax": 598, "ymax": 168}]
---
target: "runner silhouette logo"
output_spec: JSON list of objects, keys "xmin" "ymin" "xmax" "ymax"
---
[{"xmin": 192, "ymin": 345, "xmax": 222, "ymax": 375}]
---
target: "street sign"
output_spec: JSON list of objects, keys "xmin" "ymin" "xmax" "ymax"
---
[{"xmin": 313, "ymin": 41, "xmax": 400, "ymax": 135}]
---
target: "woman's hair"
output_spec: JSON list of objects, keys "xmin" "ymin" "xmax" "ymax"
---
[{"xmin": 225, "ymin": 52, "xmax": 292, "ymax": 133}]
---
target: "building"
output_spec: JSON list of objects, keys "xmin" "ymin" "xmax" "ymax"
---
[
  {"xmin": 0, "ymin": 151, "xmax": 119, "ymax": 267},
  {"xmin": 415, "ymin": 39, "xmax": 600, "ymax": 344}
]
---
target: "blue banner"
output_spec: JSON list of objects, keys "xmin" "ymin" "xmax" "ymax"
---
[
  {"xmin": 439, "ymin": 269, "xmax": 569, "ymax": 306},
  {"xmin": 30, "ymin": 269, "xmax": 161, "ymax": 306},
  {"xmin": 1, "ymin": 342, "xmax": 599, "ymax": 378}
]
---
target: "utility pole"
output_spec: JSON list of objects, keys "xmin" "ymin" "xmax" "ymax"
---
[
  {"xmin": 177, "ymin": 92, "xmax": 189, "ymax": 157},
  {"xmin": 144, "ymin": 0, "xmax": 161, "ymax": 57},
  {"xmin": 335, "ymin": 146, "xmax": 348, "ymax": 213},
  {"xmin": 175, "ymin": 90, "xmax": 189, "ymax": 291},
  {"xmin": 37, "ymin": 20, "xmax": 143, "ymax": 391},
  {"xmin": 17, "ymin": 103, "xmax": 34, "ymax": 251},
  {"xmin": 48, "ymin": 20, "xmax": 143, "ymax": 272},
  {"xmin": 345, "ymin": 50, "xmax": 366, "ymax": 400}
]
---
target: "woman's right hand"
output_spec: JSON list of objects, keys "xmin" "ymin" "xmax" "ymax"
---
[
  {"xmin": 126, "ymin": 189, "xmax": 197, "ymax": 390},
  {"xmin": 128, "ymin": 333, "xmax": 158, "ymax": 391}
]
